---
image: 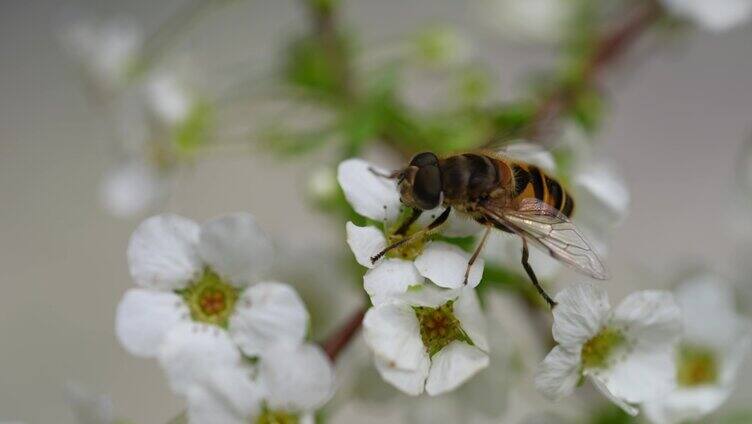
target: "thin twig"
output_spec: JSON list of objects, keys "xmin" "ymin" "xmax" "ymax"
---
[
  {"xmin": 322, "ymin": 306, "xmax": 368, "ymax": 361},
  {"xmin": 524, "ymin": 0, "xmax": 663, "ymax": 141}
]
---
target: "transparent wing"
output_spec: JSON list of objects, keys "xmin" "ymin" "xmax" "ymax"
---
[{"xmin": 480, "ymin": 197, "xmax": 609, "ymax": 280}]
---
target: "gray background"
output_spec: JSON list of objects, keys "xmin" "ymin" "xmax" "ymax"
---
[{"xmin": 2, "ymin": 0, "xmax": 752, "ymax": 422}]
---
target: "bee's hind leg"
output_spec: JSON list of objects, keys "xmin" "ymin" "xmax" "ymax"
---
[
  {"xmin": 520, "ymin": 238, "xmax": 557, "ymax": 308},
  {"xmin": 463, "ymin": 225, "xmax": 491, "ymax": 285}
]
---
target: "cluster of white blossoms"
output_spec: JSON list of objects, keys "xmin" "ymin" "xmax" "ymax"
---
[
  {"xmin": 115, "ymin": 213, "xmax": 334, "ymax": 423},
  {"xmin": 644, "ymin": 274, "xmax": 752, "ymax": 424},
  {"xmin": 63, "ymin": 18, "xmax": 208, "ymax": 218},
  {"xmin": 535, "ymin": 276, "xmax": 751, "ymax": 422},
  {"xmin": 339, "ymin": 158, "xmax": 490, "ymax": 395}
]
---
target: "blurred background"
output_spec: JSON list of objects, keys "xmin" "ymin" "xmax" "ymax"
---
[{"xmin": 2, "ymin": 0, "xmax": 752, "ymax": 422}]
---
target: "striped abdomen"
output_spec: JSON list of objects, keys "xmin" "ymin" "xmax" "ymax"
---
[{"xmin": 509, "ymin": 162, "xmax": 575, "ymax": 217}]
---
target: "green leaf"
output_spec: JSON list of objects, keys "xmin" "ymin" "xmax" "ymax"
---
[
  {"xmin": 174, "ymin": 101, "xmax": 213, "ymax": 154},
  {"xmin": 570, "ymin": 86, "xmax": 604, "ymax": 134},
  {"xmin": 588, "ymin": 405, "xmax": 636, "ymax": 424},
  {"xmin": 718, "ymin": 411, "xmax": 752, "ymax": 424}
]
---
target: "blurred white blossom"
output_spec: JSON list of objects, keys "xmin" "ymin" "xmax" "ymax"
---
[
  {"xmin": 363, "ymin": 284, "xmax": 489, "ymax": 396},
  {"xmin": 159, "ymin": 323, "xmax": 334, "ymax": 424},
  {"xmin": 62, "ymin": 17, "xmax": 143, "ymax": 94},
  {"xmin": 660, "ymin": 0, "xmax": 752, "ymax": 31},
  {"xmin": 643, "ymin": 274, "xmax": 752, "ymax": 423},
  {"xmin": 116, "ymin": 213, "xmax": 311, "ymax": 359},
  {"xmin": 65, "ymin": 383, "xmax": 115, "ymax": 424},
  {"xmin": 476, "ymin": 0, "xmax": 577, "ymax": 43},
  {"xmin": 339, "ymin": 158, "xmax": 484, "ymax": 297},
  {"xmin": 535, "ymin": 282, "xmax": 682, "ymax": 415}
]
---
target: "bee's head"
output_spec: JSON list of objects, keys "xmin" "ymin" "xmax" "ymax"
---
[{"xmin": 398, "ymin": 152, "xmax": 442, "ymax": 210}]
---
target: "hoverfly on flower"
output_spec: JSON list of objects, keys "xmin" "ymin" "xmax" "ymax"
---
[{"xmin": 370, "ymin": 148, "xmax": 608, "ymax": 307}]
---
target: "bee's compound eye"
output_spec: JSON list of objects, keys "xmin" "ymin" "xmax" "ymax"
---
[
  {"xmin": 412, "ymin": 165, "xmax": 442, "ymax": 210},
  {"xmin": 410, "ymin": 152, "xmax": 439, "ymax": 168}
]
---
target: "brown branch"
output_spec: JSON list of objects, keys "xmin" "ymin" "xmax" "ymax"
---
[
  {"xmin": 322, "ymin": 306, "xmax": 368, "ymax": 361},
  {"xmin": 525, "ymin": 0, "xmax": 664, "ymax": 141}
]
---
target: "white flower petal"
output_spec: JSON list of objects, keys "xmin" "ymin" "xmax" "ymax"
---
[
  {"xmin": 643, "ymin": 385, "xmax": 733, "ymax": 424},
  {"xmin": 146, "ymin": 72, "xmax": 191, "ymax": 125},
  {"xmin": 453, "ymin": 288, "xmax": 489, "ymax": 351},
  {"xmin": 65, "ymin": 383, "xmax": 114, "ymax": 424},
  {"xmin": 660, "ymin": 0, "xmax": 752, "ymax": 31},
  {"xmin": 199, "ymin": 213, "xmax": 273, "ymax": 287},
  {"xmin": 534, "ymin": 346, "xmax": 581, "ymax": 400},
  {"xmin": 127, "ymin": 214, "xmax": 202, "ymax": 290},
  {"xmin": 345, "ymin": 222, "xmax": 387, "ymax": 268},
  {"xmin": 503, "ymin": 142, "xmax": 556, "ymax": 172},
  {"xmin": 364, "ymin": 259, "xmax": 424, "ymax": 305},
  {"xmin": 414, "ymin": 241, "xmax": 484, "ymax": 289},
  {"xmin": 588, "ymin": 375, "xmax": 639, "ymax": 416},
  {"xmin": 612, "ymin": 290, "xmax": 682, "ymax": 348},
  {"xmin": 483, "ymin": 232, "xmax": 563, "ymax": 281},
  {"xmin": 62, "ymin": 18, "xmax": 142, "ymax": 91},
  {"xmin": 115, "ymin": 288, "xmax": 189, "ymax": 357},
  {"xmin": 337, "ymin": 158, "xmax": 402, "ymax": 222},
  {"xmin": 229, "ymin": 282, "xmax": 309, "ymax": 356},
  {"xmin": 158, "ymin": 322, "xmax": 241, "ymax": 395},
  {"xmin": 374, "ymin": 353, "xmax": 430, "ymax": 396},
  {"xmin": 552, "ymin": 282, "xmax": 611, "ymax": 349},
  {"xmin": 363, "ymin": 303, "xmax": 426, "ymax": 370},
  {"xmin": 100, "ymin": 159, "xmax": 168, "ymax": 218},
  {"xmin": 396, "ymin": 283, "xmax": 459, "ymax": 308},
  {"xmin": 203, "ymin": 366, "xmax": 265, "ymax": 422},
  {"xmin": 574, "ymin": 161, "xmax": 629, "ymax": 226},
  {"xmin": 425, "ymin": 341, "xmax": 489, "ymax": 396},
  {"xmin": 594, "ymin": 345, "xmax": 676, "ymax": 406},
  {"xmin": 261, "ymin": 343, "xmax": 335, "ymax": 412},
  {"xmin": 185, "ymin": 387, "xmax": 248, "ymax": 424},
  {"xmin": 674, "ymin": 274, "xmax": 739, "ymax": 349},
  {"xmin": 721, "ymin": 321, "xmax": 752, "ymax": 384}
]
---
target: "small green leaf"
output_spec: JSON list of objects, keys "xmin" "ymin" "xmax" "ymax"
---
[{"xmin": 174, "ymin": 101, "xmax": 213, "ymax": 154}]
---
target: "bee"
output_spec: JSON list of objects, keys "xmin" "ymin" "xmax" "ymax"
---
[{"xmin": 370, "ymin": 150, "xmax": 608, "ymax": 307}]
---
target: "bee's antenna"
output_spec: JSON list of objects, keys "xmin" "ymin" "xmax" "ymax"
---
[{"xmin": 368, "ymin": 167, "xmax": 401, "ymax": 179}]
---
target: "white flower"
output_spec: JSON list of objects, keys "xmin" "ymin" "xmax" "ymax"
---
[
  {"xmin": 535, "ymin": 282, "xmax": 682, "ymax": 415},
  {"xmin": 363, "ymin": 284, "xmax": 489, "ymax": 396},
  {"xmin": 339, "ymin": 158, "xmax": 484, "ymax": 297},
  {"xmin": 99, "ymin": 158, "xmax": 169, "ymax": 218},
  {"xmin": 115, "ymin": 213, "xmax": 309, "ymax": 359},
  {"xmin": 65, "ymin": 383, "xmax": 115, "ymax": 424},
  {"xmin": 159, "ymin": 322, "xmax": 335, "ymax": 424},
  {"xmin": 62, "ymin": 17, "xmax": 142, "ymax": 94},
  {"xmin": 476, "ymin": 0, "xmax": 576, "ymax": 43},
  {"xmin": 403, "ymin": 292, "xmax": 515, "ymax": 423},
  {"xmin": 660, "ymin": 0, "xmax": 752, "ymax": 31},
  {"xmin": 643, "ymin": 274, "xmax": 752, "ymax": 424}
]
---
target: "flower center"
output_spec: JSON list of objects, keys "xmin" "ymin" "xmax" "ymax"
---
[
  {"xmin": 179, "ymin": 268, "xmax": 239, "ymax": 327},
  {"xmin": 677, "ymin": 344, "xmax": 718, "ymax": 387},
  {"xmin": 385, "ymin": 210, "xmax": 428, "ymax": 261},
  {"xmin": 414, "ymin": 300, "xmax": 470, "ymax": 357},
  {"xmin": 581, "ymin": 327, "xmax": 625, "ymax": 369},
  {"xmin": 256, "ymin": 410, "xmax": 299, "ymax": 424}
]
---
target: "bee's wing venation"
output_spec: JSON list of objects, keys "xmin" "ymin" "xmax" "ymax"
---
[{"xmin": 480, "ymin": 198, "xmax": 609, "ymax": 280}]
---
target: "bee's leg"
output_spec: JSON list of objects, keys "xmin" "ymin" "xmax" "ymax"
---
[
  {"xmin": 368, "ymin": 167, "xmax": 401, "ymax": 179},
  {"xmin": 395, "ymin": 208, "xmax": 423, "ymax": 235},
  {"xmin": 370, "ymin": 207, "xmax": 451, "ymax": 264},
  {"xmin": 521, "ymin": 238, "xmax": 557, "ymax": 308},
  {"xmin": 463, "ymin": 226, "xmax": 491, "ymax": 285}
]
